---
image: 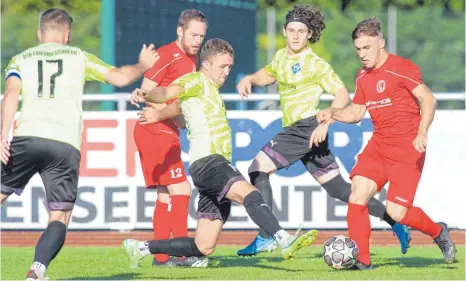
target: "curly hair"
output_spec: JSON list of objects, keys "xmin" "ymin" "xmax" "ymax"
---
[{"xmin": 285, "ymin": 4, "xmax": 326, "ymax": 44}]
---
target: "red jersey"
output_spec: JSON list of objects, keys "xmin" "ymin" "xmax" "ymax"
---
[
  {"xmin": 353, "ymin": 53, "xmax": 423, "ymax": 144},
  {"xmin": 141, "ymin": 41, "xmax": 198, "ymax": 135}
]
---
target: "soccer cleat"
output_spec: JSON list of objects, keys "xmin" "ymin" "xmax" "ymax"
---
[
  {"xmin": 170, "ymin": 256, "xmax": 209, "ymax": 268},
  {"xmin": 25, "ymin": 269, "xmax": 47, "ymax": 281},
  {"xmin": 281, "ymin": 230, "xmax": 319, "ymax": 260},
  {"xmin": 433, "ymin": 222, "xmax": 457, "ymax": 264},
  {"xmin": 122, "ymin": 239, "xmax": 145, "ymax": 269},
  {"xmin": 237, "ymin": 235, "xmax": 277, "ymax": 256},
  {"xmin": 152, "ymin": 257, "xmax": 177, "ymax": 267},
  {"xmin": 392, "ymin": 222, "xmax": 411, "ymax": 254},
  {"xmin": 348, "ymin": 261, "xmax": 374, "ymax": 270}
]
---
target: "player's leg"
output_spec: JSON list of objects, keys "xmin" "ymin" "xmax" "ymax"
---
[
  {"xmin": 346, "ymin": 144, "xmax": 388, "ymax": 269},
  {"xmin": 122, "ymin": 193, "xmax": 226, "ymax": 268},
  {"xmin": 226, "ymin": 176, "xmax": 318, "ymax": 260},
  {"xmin": 386, "ymin": 156, "xmax": 456, "ymax": 264},
  {"xmin": 134, "ymin": 126, "xmax": 172, "ymax": 264},
  {"xmin": 1, "ymin": 136, "xmax": 38, "ymax": 204},
  {"xmin": 152, "ymin": 187, "xmax": 171, "ymax": 264},
  {"xmin": 302, "ymin": 138, "xmax": 410, "ymax": 254},
  {"xmin": 27, "ymin": 138, "xmax": 80, "ymax": 280},
  {"xmin": 239, "ymin": 123, "xmax": 312, "ymax": 256}
]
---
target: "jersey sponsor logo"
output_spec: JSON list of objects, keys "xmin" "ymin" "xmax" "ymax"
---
[
  {"xmin": 291, "ymin": 63, "xmax": 301, "ymax": 74},
  {"xmin": 366, "ymin": 98, "xmax": 392, "ymax": 110},
  {"xmin": 376, "ymin": 80, "xmax": 386, "ymax": 93},
  {"xmin": 278, "ymin": 81, "xmax": 296, "ymax": 90},
  {"xmin": 395, "ymin": 196, "xmax": 408, "ymax": 203}
]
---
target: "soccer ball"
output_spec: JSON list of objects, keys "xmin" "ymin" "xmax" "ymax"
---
[{"xmin": 322, "ymin": 235, "xmax": 358, "ymax": 270}]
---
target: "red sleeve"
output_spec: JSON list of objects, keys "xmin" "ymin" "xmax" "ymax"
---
[
  {"xmin": 352, "ymin": 76, "xmax": 366, "ymax": 105},
  {"xmin": 397, "ymin": 61, "xmax": 423, "ymax": 92},
  {"xmin": 143, "ymin": 51, "xmax": 172, "ymax": 84}
]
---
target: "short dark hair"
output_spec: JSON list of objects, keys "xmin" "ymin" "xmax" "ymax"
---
[
  {"xmin": 178, "ymin": 9, "xmax": 207, "ymax": 30},
  {"xmin": 200, "ymin": 39, "xmax": 234, "ymax": 62},
  {"xmin": 285, "ymin": 4, "xmax": 326, "ymax": 44},
  {"xmin": 40, "ymin": 8, "xmax": 73, "ymax": 32},
  {"xmin": 352, "ymin": 18, "xmax": 382, "ymax": 40}
]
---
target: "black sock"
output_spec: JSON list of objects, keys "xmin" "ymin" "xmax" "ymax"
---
[
  {"xmin": 34, "ymin": 221, "xmax": 67, "ymax": 267},
  {"xmin": 148, "ymin": 237, "xmax": 204, "ymax": 257},
  {"xmin": 249, "ymin": 171, "xmax": 273, "ymax": 238},
  {"xmin": 321, "ymin": 175, "xmax": 395, "ymax": 226},
  {"xmin": 243, "ymin": 190, "xmax": 281, "ymax": 238}
]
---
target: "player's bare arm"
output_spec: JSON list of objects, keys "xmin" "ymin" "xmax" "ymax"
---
[
  {"xmin": 411, "ymin": 84, "xmax": 437, "ymax": 153},
  {"xmin": 237, "ymin": 68, "xmax": 277, "ymax": 99},
  {"xmin": 104, "ymin": 44, "xmax": 159, "ymax": 87},
  {"xmin": 138, "ymin": 100, "xmax": 183, "ymax": 125},
  {"xmin": 131, "ymin": 84, "xmax": 184, "ymax": 105},
  {"xmin": 309, "ymin": 87, "xmax": 349, "ymax": 148},
  {"xmin": 0, "ymin": 76, "xmax": 21, "ymax": 164},
  {"xmin": 317, "ymin": 103, "xmax": 367, "ymax": 124}
]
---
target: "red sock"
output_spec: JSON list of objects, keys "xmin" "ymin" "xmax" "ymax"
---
[
  {"xmin": 347, "ymin": 202, "xmax": 371, "ymax": 265},
  {"xmin": 400, "ymin": 206, "xmax": 442, "ymax": 239},
  {"xmin": 169, "ymin": 195, "xmax": 190, "ymax": 238},
  {"xmin": 153, "ymin": 199, "xmax": 170, "ymax": 263}
]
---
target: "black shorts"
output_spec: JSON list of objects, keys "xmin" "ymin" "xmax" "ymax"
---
[
  {"xmin": 1, "ymin": 136, "xmax": 80, "ymax": 210},
  {"xmin": 189, "ymin": 154, "xmax": 246, "ymax": 223},
  {"xmin": 262, "ymin": 116, "xmax": 339, "ymax": 178}
]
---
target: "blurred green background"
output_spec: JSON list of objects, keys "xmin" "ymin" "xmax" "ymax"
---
[{"xmin": 1, "ymin": 0, "xmax": 464, "ymax": 110}]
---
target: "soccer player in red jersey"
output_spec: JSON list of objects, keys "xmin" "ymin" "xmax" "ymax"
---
[
  {"xmin": 317, "ymin": 18, "xmax": 456, "ymax": 269},
  {"xmin": 133, "ymin": 9, "xmax": 207, "ymax": 267}
]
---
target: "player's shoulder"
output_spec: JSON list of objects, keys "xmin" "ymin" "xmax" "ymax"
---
[
  {"xmin": 387, "ymin": 54, "xmax": 419, "ymax": 71},
  {"xmin": 174, "ymin": 71, "xmax": 200, "ymax": 84},
  {"xmin": 355, "ymin": 68, "xmax": 367, "ymax": 81},
  {"xmin": 156, "ymin": 42, "xmax": 182, "ymax": 59},
  {"xmin": 273, "ymin": 48, "xmax": 288, "ymax": 60}
]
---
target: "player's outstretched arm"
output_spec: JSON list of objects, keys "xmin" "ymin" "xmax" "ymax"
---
[
  {"xmin": 145, "ymin": 84, "xmax": 184, "ymax": 103},
  {"xmin": 104, "ymin": 44, "xmax": 159, "ymax": 87},
  {"xmin": 138, "ymin": 100, "xmax": 182, "ymax": 125},
  {"xmin": 0, "ymin": 77, "xmax": 21, "ymax": 164},
  {"xmin": 318, "ymin": 103, "xmax": 366, "ymax": 124},
  {"xmin": 237, "ymin": 68, "xmax": 277, "ymax": 99}
]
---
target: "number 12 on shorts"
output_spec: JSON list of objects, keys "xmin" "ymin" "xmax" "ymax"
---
[{"xmin": 170, "ymin": 168, "xmax": 183, "ymax": 179}]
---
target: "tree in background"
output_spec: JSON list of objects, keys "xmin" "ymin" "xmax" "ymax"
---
[{"xmin": 1, "ymin": 0, "xmax": 101, "ymax": 93}]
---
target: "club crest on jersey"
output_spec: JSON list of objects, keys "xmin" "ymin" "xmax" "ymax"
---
[
  {"xmin": 376, "ymin": 80, "xmax": 386, "ymax": 93},
  {"xmin": 291, "ymin": 63, "xmax": 301, "ymax": 74}
]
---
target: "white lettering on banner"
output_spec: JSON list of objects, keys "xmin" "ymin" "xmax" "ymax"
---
[{"xmin": 1, "ymin": 111, "xmax": 465, "ymax": 229}]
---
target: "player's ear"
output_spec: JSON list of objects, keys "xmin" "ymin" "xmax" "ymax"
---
[
  {"xmin": 37, "ymin": 29, "xmax": 42, "ymax": 42},
  {"xmin": 176, "ymin": 26, "xmax": 184, "ymax": 39},
  {"xmin": 307, "ymin": 30, "xmax": 313, "ymax": 40},
  {"xmin": 202, "ymin": 60, "xmax": 210, "ymax": 71},
  {"xmin": 379, "ymin": 38, "xmax": 386, "ymax": 49},
  {"xmin": 282, "ymin": 28, "xmax": 286, "ymax": 37},
  {"xmin": 65, "ymin": 30, "xmax": 71, "ymax": 45}
]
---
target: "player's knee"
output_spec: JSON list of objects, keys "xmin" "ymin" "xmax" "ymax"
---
[
  {"xmin": 386, "ymin": 202, "xmax": 408, "ymax": 222},
  {"xmin": 195, "ymin": 241, "xmax": 216, "ymax": 256},
  {"xmin": 168, "ymin": 181, "xmax": 191, "ymax": 196},
  {"xmin": 248, "ymin": 151, "xmax": 276, "ymax": 174},
  {"xmin": 49, "ymin": 210, "xmax": 72, "ymax": 226}
]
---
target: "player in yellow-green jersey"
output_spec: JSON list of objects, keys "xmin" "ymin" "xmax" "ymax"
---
[
  {"xmin": 0, "ymin": 8, "xmax": 159, "ymax": 280},
  {"xmin": 122, "ymin": 39, "xmax": 318, "ymax": 269},
  {"xmin": 236, "ymin": 4, "xmax": 410, "ymax": 257}
]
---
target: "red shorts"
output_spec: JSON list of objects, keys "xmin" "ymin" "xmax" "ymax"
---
[
  {"xmin": 134, "ymin": 123, "xmax": 187, "ymax": 187},
  {"xmin": 349, "ymin": 139, "xmax": 426, "ymax": 207}
]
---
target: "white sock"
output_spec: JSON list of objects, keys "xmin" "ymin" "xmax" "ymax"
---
[
  {"xmin": 31, "ymin": 261, "xmax": 46, "ymax": 275},
  {"xmin": 273, "ymin": 230, "xmax": 295, "ymax": 248},
  {"xmin": 137, "ymin": 241, "xmax": 151, "ymax": 256}
]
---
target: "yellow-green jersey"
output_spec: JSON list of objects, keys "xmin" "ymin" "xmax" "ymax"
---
[
  {"xmin": 265, "ymin": 48, "xmax": 345, "ymax": 127},
  {"xmin": 171, "ymin": 72, "xmax": 232, "ymax": 165},
  {"xmin": 5, "ymin": 43, "xmax": 114, "ymax": 150}
]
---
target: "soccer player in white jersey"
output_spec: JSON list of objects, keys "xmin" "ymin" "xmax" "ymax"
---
[
  {"xmin": 236, "ymin": 4, "xmax": 410, "ymax": 256},
  {"xmin": 0, "ymin": 9, "xmax": 159, "ymax": 280},
  {"xmin": 122, "ymin": 39, "xmax": 318, "ymax": 269}
]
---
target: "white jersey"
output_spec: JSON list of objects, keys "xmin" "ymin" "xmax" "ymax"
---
[{"xmin": 5, "ymin": 43, "xmax": 114, "ymax": 150}]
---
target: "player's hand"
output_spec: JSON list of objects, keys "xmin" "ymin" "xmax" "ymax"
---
[
  {"xmin": 413, "ymin": 133, "xmax": 427, "ymax": 153},
  {"xmin": 137, "ymin": 105, "xmax": 160, "ymax": 125},
  {"xmin": 0, "ymin": 139, "xmax": 11, "ymax": 165},
  {"xmin": 309, "ymin": 123, "xmax": 329, "ymax": 149},
  {"xmin": 173, "ymin": 115, "xmax": 187, "ymax": 129},
  {"xmin": 139, "ymin": 44, "xmax": 159, "ymax": 70},
  {"xmin": 237, "ymin": 75, "xmax": 253, "ymax": 99},
  {"xmin": 317, "ymin": 109, "xmax": 333, "ymax": 124},
  {"xmin": 130, "ymin": 88, "xmax": 149, "ymax": 108}
]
